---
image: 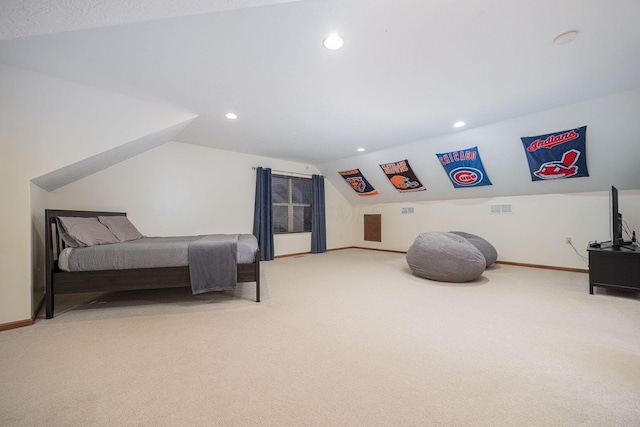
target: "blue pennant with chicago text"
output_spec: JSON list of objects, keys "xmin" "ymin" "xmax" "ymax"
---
[{"xmin": 436, "ymin": 146, "xmax": 492, "ymax": 189}]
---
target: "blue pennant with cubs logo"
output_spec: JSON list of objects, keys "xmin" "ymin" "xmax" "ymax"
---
[
  {"xmin": 338, "ymin": 168, "xmax": 379, "ymax": 196},
  {"xmin": 436, "ymin": 146, "xmax": 492, "ymax": 189},
  {"xmin": 520, "ymin": 126, "xmax": 589, "ymax": 181}
]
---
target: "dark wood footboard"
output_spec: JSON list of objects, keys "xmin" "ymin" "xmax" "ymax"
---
[{"xmin": 45, "ymin": 209, "xmax": 260, "ymax": 319}]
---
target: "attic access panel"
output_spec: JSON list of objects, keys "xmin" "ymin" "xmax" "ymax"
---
[{"xmin": 364, "ymin": 214, "xmax": 382, "ymax": 242}]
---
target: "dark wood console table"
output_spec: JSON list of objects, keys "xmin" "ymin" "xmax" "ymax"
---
[{"xmin": 587, "ymin": 244, "xmax": 640, "ymax": 294}]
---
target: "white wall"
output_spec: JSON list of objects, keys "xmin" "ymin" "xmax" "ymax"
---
[
  {"xmin": 48, "ymin": 142, "xmax": 354, "ymax": 257},
  {"xmin": 51, "ymin": 139, "xmax": 639, "ymax": 271},
  {"xmin": 353, "ymin": 190, "xmax": 640, "ymax": 270},
  {"xmin": 0, "ymin": 63, "xmax": 197, "ymax": 324}
]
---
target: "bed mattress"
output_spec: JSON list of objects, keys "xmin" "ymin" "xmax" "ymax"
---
[{"xmin": 57, "ymin": 234, "xmax": 258, "ymax": 272}]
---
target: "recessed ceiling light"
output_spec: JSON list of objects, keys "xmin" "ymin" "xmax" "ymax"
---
[
  {"xmin": 453, "ymin": 121, "xmax": 466, "ymax": 128},
  {"xmin": 357, "ymin": 148, "xmax": 365, "ymax": 152},
  {"xmin": 323, "ymin": 33, "xmax": 344, "ymax": 50},
  {"xmin": 553, "ymin": 30, "xmax": 578, "ymax": 45},
  {"xmin": 225, "ymin": 112, "xmax": 238, "ymax": 119}
]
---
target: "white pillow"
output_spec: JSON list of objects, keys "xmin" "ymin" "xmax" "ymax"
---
[
  {"xmin": 98, "ymin": 215, "xmax": 144, "ymax": 242},
  {"xmin": 57, "ymin": 217, "xmax": 119, "ymax": 246}
]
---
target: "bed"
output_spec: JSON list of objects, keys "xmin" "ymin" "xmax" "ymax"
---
[{"xmin": 45, "ymin": 209, "xmax": 260, "ymax": 319}]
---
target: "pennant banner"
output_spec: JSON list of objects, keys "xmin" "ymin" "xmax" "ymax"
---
[
  {"xmin": 436, "ymin": 146, "xmax": 492, "ymax": 188},
  {"xmin": 379, "ymin": 159, "xmax": 426, "ymax": 193},
  {"xmin": 338, "ymin": 169, "xmax": 379, "ymax": 196},
  {"xmin": 520, "ymin": 126, "xmax": 589, "ymax": 181}
]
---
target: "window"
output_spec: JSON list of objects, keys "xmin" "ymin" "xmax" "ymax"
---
[{"xmin": 272, "ymin": 175, "xmax": 312, "ymax": 234}]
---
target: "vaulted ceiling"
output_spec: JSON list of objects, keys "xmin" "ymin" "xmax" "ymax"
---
[{"xmin": 2, "ymin": 0, "xmax": 639, "ymax": 165}]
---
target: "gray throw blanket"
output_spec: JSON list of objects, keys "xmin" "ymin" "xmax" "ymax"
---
[{"xmin": 188, "ymin": 234, "xmax": 239, "ymax": 294}]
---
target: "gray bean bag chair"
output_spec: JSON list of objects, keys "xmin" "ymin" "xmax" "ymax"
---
[
  {"xmin": 448, "ymin": 231, "xmax": 498, "ymax": 267},
  {"xmin": 406, "ymin": 232, "xmax": 486, "ymax": 282}
]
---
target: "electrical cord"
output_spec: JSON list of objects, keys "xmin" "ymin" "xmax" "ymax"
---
[
  {"xmin": 622, "ymin": 220, "xmax": 637, "ymax": 243},
  {"xmin": 568, "ymin": 241, "xmax": 588, "ymax": 263}
]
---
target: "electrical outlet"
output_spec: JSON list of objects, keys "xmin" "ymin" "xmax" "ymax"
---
[{"xmin": 565, "ymin": 237, "xmax": 572, "ymax": 245}]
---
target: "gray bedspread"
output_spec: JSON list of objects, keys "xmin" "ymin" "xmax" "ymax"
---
[
  {"xmin": 188, "ymin": 234, "xmax": 238, "ymax": 294},
  {"xmin": 60, "ymin": 235, "xmax": 258, "ymax": 272}
]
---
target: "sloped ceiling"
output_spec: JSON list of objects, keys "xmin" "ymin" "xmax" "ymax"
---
[
  {"xmin": 317, "ymin": 88, "xmax": 640, "ymax": 204},
  {"xmin": 31, "ymin": 118, "xmax": 196, "ymax": 191},
  {"xmin": 1, "ymin": 0, "xmax": 639, "ymax": 167}
]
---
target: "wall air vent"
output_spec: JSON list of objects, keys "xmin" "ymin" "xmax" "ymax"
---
[{"xmin": 490, "ymin": 204, "xmax": 514, "ymax": 214}]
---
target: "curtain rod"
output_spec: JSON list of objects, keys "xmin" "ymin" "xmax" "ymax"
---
[{"xmin": 251, "ymin": 167, "xmax": 315, "ymax": 178}]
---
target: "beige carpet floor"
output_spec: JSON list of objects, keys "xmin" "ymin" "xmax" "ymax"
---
[{"xmin": 1, "ymin": 249, "xmax": 639, "ymax": 426}]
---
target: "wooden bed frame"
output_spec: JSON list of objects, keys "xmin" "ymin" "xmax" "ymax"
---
[{"xmin": 45, "ymin": 209, "xmax": 260, "ymax": 319}]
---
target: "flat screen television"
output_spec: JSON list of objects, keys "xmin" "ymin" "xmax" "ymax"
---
[{"xmin": 611, "ymin": 185, "xmax": 624, "ymax": 247}]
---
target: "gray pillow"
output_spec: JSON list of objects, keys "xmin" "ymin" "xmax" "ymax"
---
[
  {"xmin": 57, "ymin": 217, "xmax": 119, "ymax": 246},
  {"xmin": 98, "ymin": 215, "xmax": 144, "ymax": 242},
  {"xmin": 56, "ymin": 218, "xmax": 82, "ymax": 248}
]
